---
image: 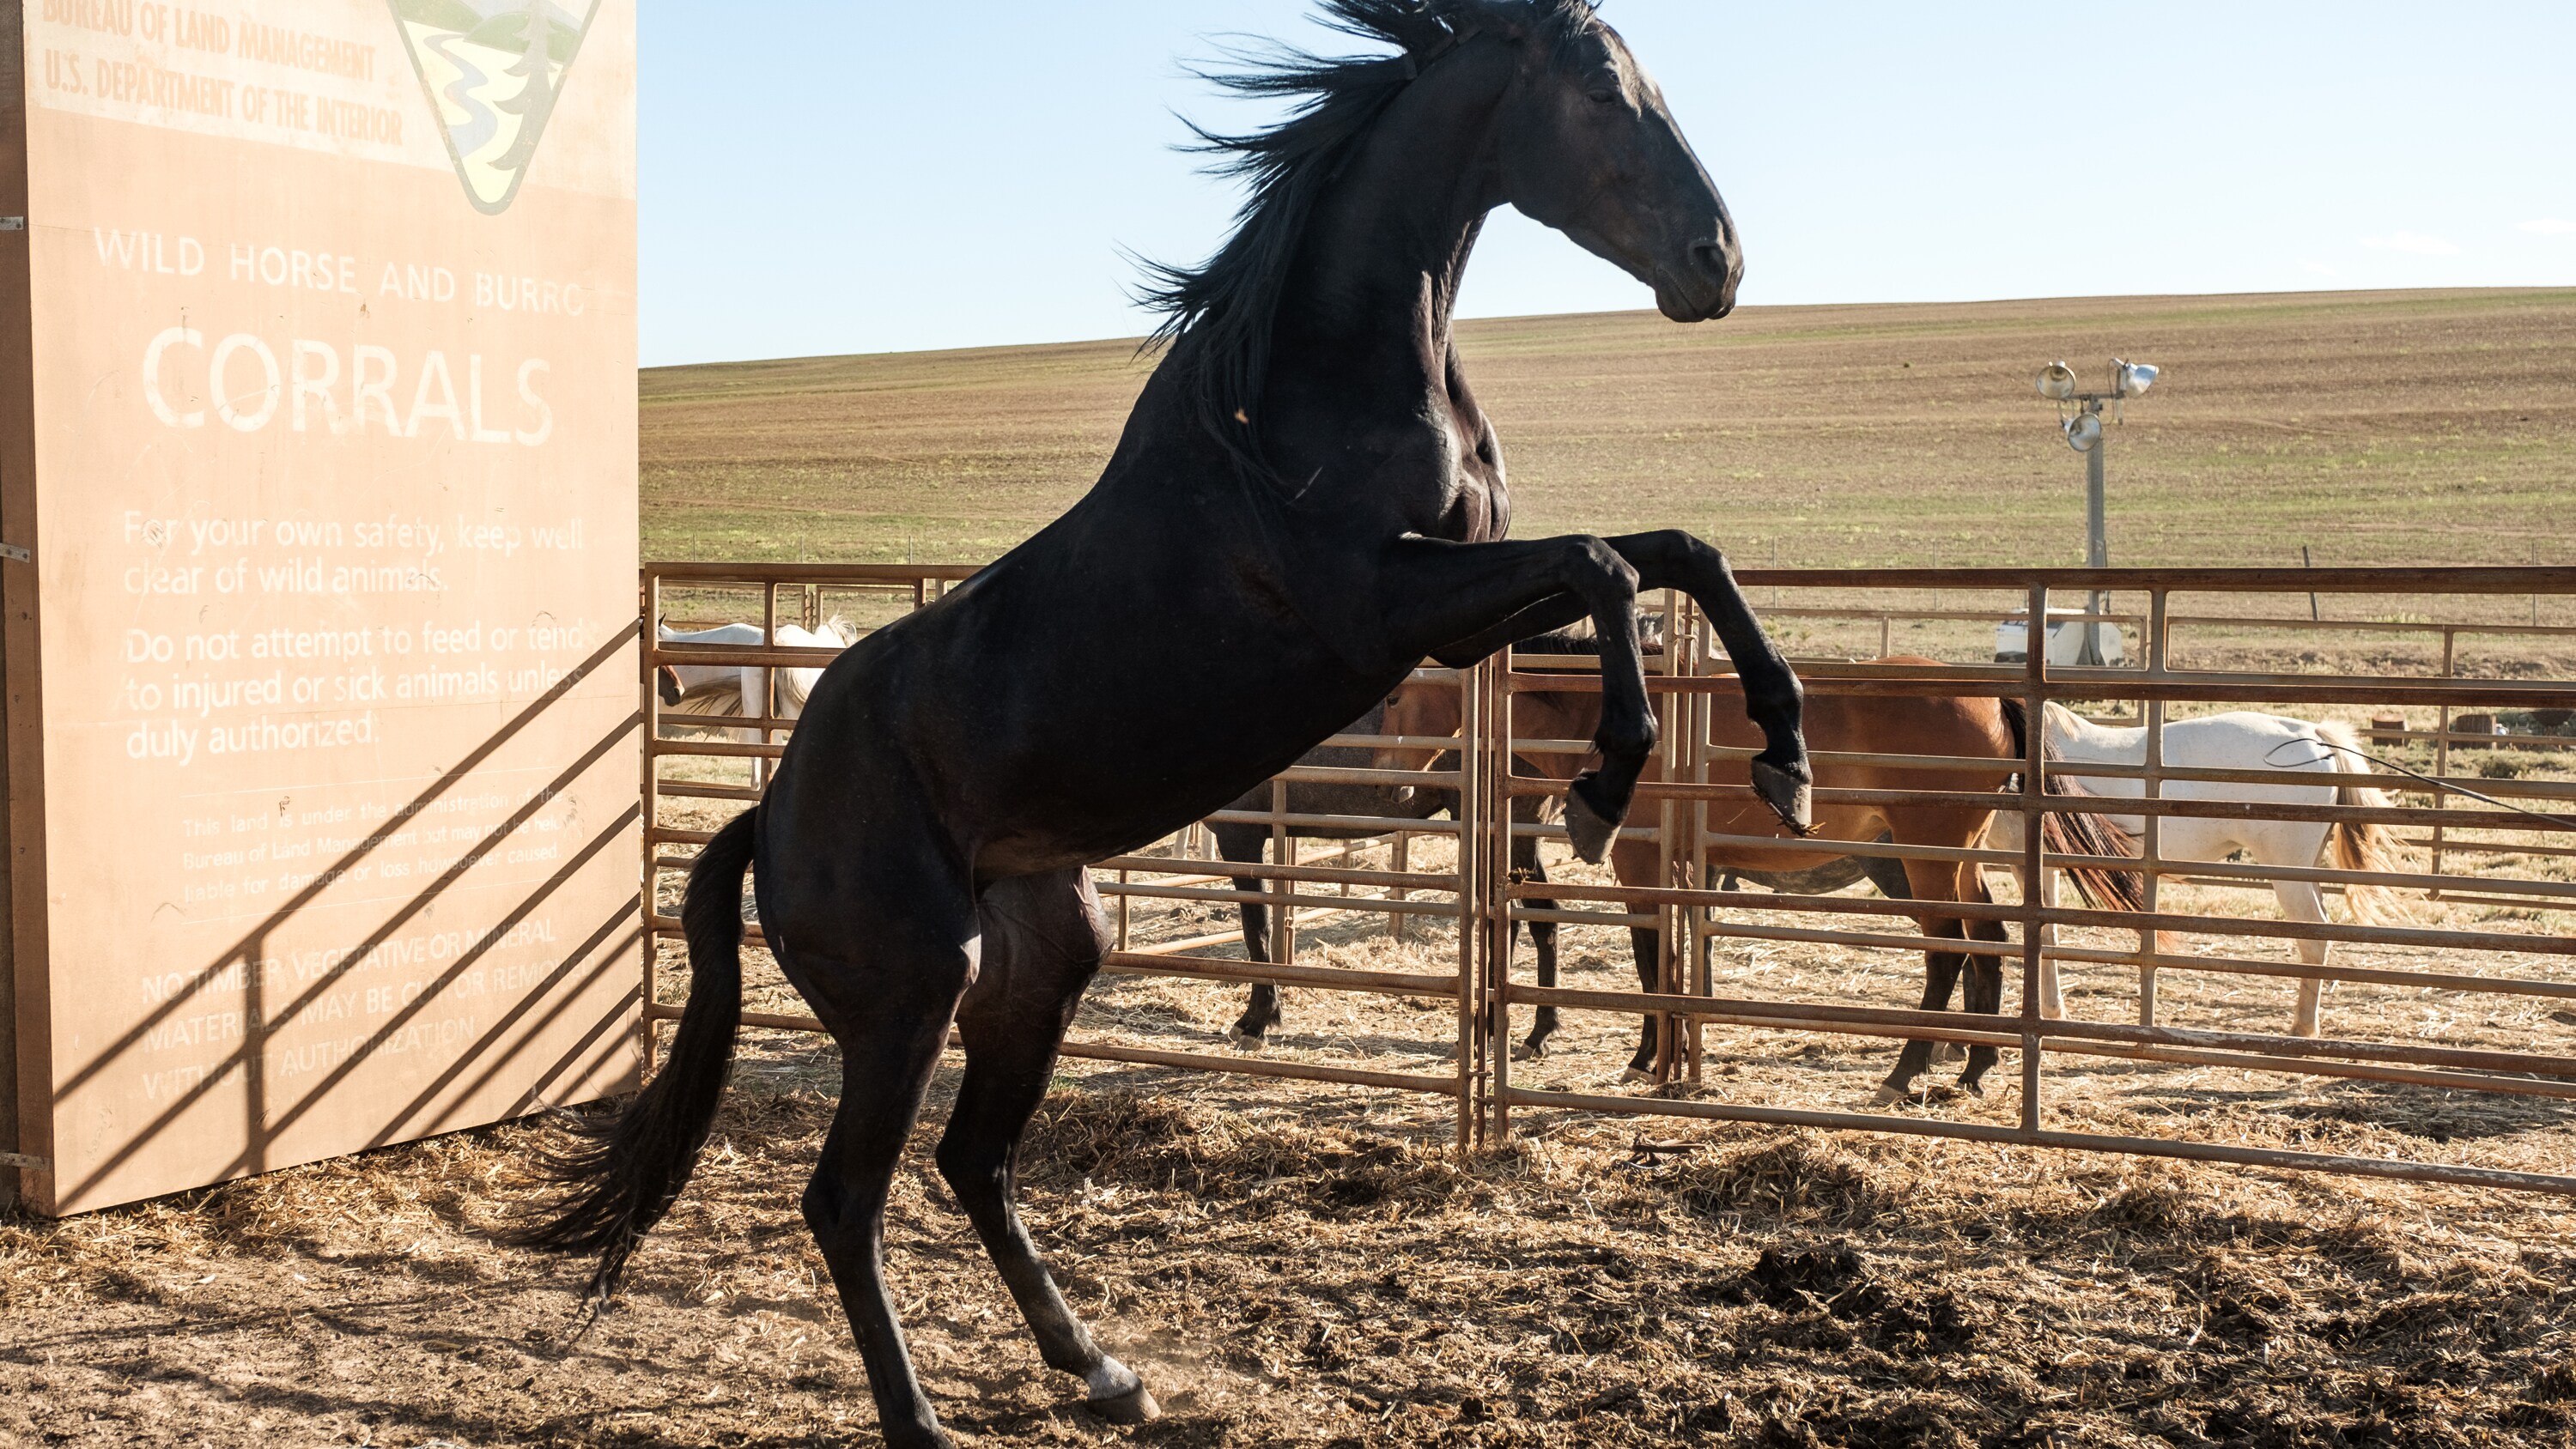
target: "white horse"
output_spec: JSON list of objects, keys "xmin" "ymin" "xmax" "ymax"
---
[
  {"xmin": 1996, "ymin": 704, "xmax": 2405, "ymax": 1035},
  {"xmin": 656, "ymin": 616, "xmax": 860, "ymax": 783}
]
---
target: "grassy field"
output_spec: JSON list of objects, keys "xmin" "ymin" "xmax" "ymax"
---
[{"xmin": 643, "ymin": 287, "xmax": 2576, "ymax": 574}]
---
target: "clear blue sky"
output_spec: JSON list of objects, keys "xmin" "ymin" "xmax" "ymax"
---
[{"xmin": 636, "ymin": 2, "xmax": 2576, "ymax": 367}]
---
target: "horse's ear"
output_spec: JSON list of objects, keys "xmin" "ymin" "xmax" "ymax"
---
[{"xmin": 1455, "ymin": 0, "xmax": 1541, "ymax": 45}]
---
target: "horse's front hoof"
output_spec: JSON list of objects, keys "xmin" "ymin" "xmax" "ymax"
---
[
  {"xmin": 1621, "ymin": 1064, "xmax": 1656, "ymax": 1084},
  {"xmin": 1224, "ymin": 1024, "xmax": 1269, "ymax": 1049},
  {"xmin": 1956, "ymin": 1078, "xmax": 1986, "ymax": 1098},
  {"xmin": 1564, "ymin": 780, "xmax": 1619, "ymax": 864},
  {"xmin": 1929, "ymin": 1042, "xmax": 1965, "ymax": 1066},
  {"xmin": 1872, "ymin": 1084, "xmax": 1911, "ymax": 1106},
  {"xmin": 1750, "ymin": 759, "xmax": 1814, "ymax": 835},
  {"xmin": 1087, "ymin": 1384, "xmax": 1162, "ymax": 1426},
  {"xmin": 1515, "ymin": 1036, "xmax": 1551, "ymax": 1061}
]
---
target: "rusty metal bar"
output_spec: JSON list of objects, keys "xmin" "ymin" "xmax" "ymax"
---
[
  {"xmin": 1099, "ymin": 953, "xmax": 1458, "ymax": 1000},
  {"xmin": 1455, "ymin": 658, "xmax": 1485, "ymax": 1153},
  {"xmin": 1729, "ymin": 565, "xmax": 2573, "ymax": 592},
  {"xmin": 1513, "ymin": 668, "xmax": 2576, "ymax": 710},
  {"xmin": 1093, "ymin": 856, "xmax": 1457, "ymax": 891},
  {"xmin": 2020, "ymin": 583, "xmax": 2048, "ymax": 1133},
  {"xmin": 1061, "ymin": 1043, "xmax": 1461, "ymax": 1098},
  {"xmin": 1498, "ymin": 1087, "xmax": 2576, "ymax": 1197},
  {"xmin": 641, "ymin": 572, "xmax": 665, "ymax": 1073},
  {"xmin": 1091, "ymin": 882, "xmax": 1460, "ymax": 914},
  {"xmin": 648, "ymin": 561, "xmax": 983, "ymax": 583},
  {"xmin": 1505, "ymin": 983, "xmax": 2576, "ymax": 1079}
]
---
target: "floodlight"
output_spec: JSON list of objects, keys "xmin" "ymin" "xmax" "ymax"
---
[
  {"xmin": 2116, "ymin": 359, "xmax": 2158, "ymax": 397},
  {"xmin": 2038, "ymin": 361, "xmax": 2078, "ymax": 401},
  {"xmin": 2064, "ymin": 412, "xmax": 2103, "ymax": 452}
]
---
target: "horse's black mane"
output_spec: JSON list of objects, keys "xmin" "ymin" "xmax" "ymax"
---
[{"xmin": 1138, "ymin": 0, "xmax": 1604, "ymax": 481}]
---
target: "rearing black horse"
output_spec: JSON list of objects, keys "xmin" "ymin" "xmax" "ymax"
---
[{"xmin": 518, "ymin": 4, "xmax": 1809, "ymax": 1444}]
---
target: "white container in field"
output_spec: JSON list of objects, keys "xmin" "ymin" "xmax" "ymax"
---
[{"xmin": 1996, "ymin": 609, "xmax": 2125, "ymax": 665}]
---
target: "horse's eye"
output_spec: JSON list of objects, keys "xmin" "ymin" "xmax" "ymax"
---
[{"xmin": 1588, "ymin": 87, "xmax": 1621, "ymax": 106}]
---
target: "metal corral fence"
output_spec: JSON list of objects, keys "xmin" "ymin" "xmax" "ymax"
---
[
  {"xmin": 641, "ymin": 561, "xmax": 1481, "ymax": 1110},
  {"xmin": 642, "ymin": 562, "xmax": 2576, "ymax": 1199}
]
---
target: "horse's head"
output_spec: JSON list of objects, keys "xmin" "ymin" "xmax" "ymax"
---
[
  {"xmin": 1450, "ymin": 1, "xmax": 1742, "ymax": 321},
  {"xmin": 1371, "ymin": 673, "xmax": 1467, "ymax": 776}
]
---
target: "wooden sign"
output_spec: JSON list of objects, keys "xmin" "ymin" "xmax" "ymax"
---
[{"xmin": 2, "ymin": 0, "xmax": 639, "ymax": 1214}]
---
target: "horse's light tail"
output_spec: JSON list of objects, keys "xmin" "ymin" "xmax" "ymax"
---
[
  {"xmin": 2002, "ymin": 697, "xmax": 2148, "ymax": 913},
  {"xmin": 2316, "ymin": 721, "xmax": 2411, "ymax": 925}
]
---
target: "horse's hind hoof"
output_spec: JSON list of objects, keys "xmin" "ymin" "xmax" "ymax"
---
[
  {"xmin": 1930, "ymin": 1042, "xmax": 1964, "ymax": 1066},
  {"xmin": 1751, "ymin": 759, "xmax": 1814, "ymax": 836},
  {"xmin": 1564, "ymin": 784, "xmax": 1619, "ymax": 864},
  {"xmin": 1224, "ymin": 1025, "xmax": 1269, "ymax": 1049},
  {"xmin": 1087, "ymin": 1384, "xmax": 1162, "ymax": 1426},
  {"xmin": 1622, "ymin": 1065, "xmax": 1656, "ymax": 1084},
  {"xmin": 1515, "ymin": 1038, "xmax": 1551, "ymax": 1061},
  {"xmin": 1872, "ymin": 1084, "xmax": 1911, "ymax": 1106}
]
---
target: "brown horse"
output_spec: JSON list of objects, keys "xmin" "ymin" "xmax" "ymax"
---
[{"xmin": 1381, "ymin": 653, "xmax": 2142, "ymax": 1096}]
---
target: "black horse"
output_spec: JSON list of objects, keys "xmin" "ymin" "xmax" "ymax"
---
[{"xmin": 518, "ymin": 4, "xmax": 1809, "ymax": 1444}]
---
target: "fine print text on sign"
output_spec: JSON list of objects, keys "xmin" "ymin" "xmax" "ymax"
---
[{"xmin": 6, "ymin": 0, "xmax": 640, "ymax": 1215}]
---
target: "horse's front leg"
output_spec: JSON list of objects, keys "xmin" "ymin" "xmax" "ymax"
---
[
  {"xmin": 1413, "ymin": 530, "xmax": 1812, "ymax": 834},
  {"xmin": 1609, "ymin": 530, "xmax": 1809, "ymax": 829},
  {"xmin": 1379, "ymin": 536, "xmax": 1658, "ymax": 863}
]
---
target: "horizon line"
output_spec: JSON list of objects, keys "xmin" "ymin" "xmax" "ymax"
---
[{"xmin": 641, "ymin": 282, "xmax": 2574, "ymax": 373}]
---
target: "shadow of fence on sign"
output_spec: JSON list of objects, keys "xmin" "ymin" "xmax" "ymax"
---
[{"xmin": 52, "ymin": 626, "xmax": 643, "ymax": 1211}]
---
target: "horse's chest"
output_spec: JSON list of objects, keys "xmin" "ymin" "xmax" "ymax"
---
[{"xmin": 1433, "ymin": 474, "xmax": 1508, "ymax": 543}]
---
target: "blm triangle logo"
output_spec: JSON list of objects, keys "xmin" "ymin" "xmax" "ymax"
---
[{"xmin": 391, "ymin": 0, "xmax": 602, "ymax": 215}]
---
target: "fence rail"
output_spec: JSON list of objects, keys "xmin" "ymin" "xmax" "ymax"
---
[{"xmin": 641, "ymin": 562, "xmax": 2576, "ymax": 1201}]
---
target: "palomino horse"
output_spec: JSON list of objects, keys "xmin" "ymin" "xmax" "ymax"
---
[
  {"xmin": 1994, "ymin": 703, "xmax": 2405, "ymax": 1036},
  {"xmin": 1378, "ymin": 656, "xmax": 2142, "ymax": 1097},
  {"xmin": 517, "ymin": 7, "xmax": 1811, "ymax": 1445}
]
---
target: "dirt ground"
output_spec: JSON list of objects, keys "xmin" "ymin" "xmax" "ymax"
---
[{"xmin": 9, "ymin": 790, "xmax": 2574, "ymax": 1449}]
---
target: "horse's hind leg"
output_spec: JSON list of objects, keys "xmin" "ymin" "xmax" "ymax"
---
[
  {"xmin": 1622, "ymin": 924, "xmax": 1662, "ymax": 1081},
  {"xmin": 780, "ymin": 885, "xmax": 980, "ymax": 1448},
  {"xmin": 1514, "ymin": 825, "xmax": 1562, "ymax": 1058},
  {"xmin": 2275, "ymin": 878, "xmax": 2332, "ymax": 1036},
  {"xmin": 1878, "ymin": 935, "xmax": 1965, "ymax": 1101},
  {"xmin": 939, "ymin": 869, "xmax": 1159, "ymax": 1424},
  {"xmin": 1216, "ymin": 822, "xmax": 1283, "ymax": 1044}
]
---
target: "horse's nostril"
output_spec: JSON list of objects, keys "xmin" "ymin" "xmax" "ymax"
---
[{"xmin": 1692, "ymin": 240, "xmax": 1740, "ymax": 283}]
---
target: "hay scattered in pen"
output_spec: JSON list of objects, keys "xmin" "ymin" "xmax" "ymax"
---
[{"xmin": 10, "ymin": 1060, "xmax": 2572, "ymax": 1446}]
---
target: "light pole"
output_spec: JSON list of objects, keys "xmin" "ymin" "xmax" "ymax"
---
[{"xmin": 2036, "ymin": 359, "xmax": 2158, "ymax": 665}]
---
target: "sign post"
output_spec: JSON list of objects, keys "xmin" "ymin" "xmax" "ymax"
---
[{"xmin": 3, "ymin": 0, "xmax": 640, "ymax": 1215}]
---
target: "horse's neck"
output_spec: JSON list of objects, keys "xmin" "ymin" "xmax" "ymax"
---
[{"xmin": 1262, "ymin": 50, "xmax": 1512, "ymax": 532}]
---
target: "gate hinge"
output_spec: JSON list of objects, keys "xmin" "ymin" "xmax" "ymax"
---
[
  {"xmin": 0, "ymin": 1150, "xmax": 48, "ymax": 1171},
  {"xmin": 0, "ymin": 217, "xmax": 24, "ymax": 232},
  {"xmin": 0, "ymin": 543, "xmax": 27, "ymax": 563}
]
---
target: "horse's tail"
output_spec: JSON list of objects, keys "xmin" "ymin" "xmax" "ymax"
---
[
  {"xmin": 2001, "ymin": 697, "xmax": 2148, "ymax": 913},
  {"xmin": 2315, "ymin": 721, "xmax": 2410, "ymax": 925},
  {"xmin": 507, "ymin": 807, "xmax": 755, "ymax": 1301}
]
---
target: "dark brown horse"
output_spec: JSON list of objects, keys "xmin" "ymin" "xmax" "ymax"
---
[
  {"xmin": 1207, "ymin": 697, "xmax": 1566, "ymax": 1046},
  {"xmin": 516, "ymin": 6, "xmax": 1810, "ymax": 1445},
  {"xmin": 1381, "ymin": 656, "xmax": 2141, "ymax": 1095}
]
